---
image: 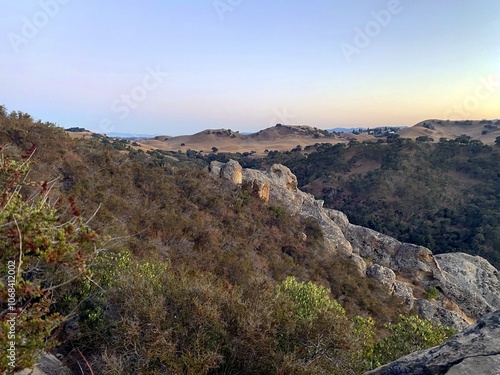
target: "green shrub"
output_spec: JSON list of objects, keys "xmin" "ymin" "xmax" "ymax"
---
[
  {"xmin": 0, "ymin": 153, "xmax": 98, "ymax": 371},
  {"xmin": 276, "ymin": 276, "xmax": 344, "ymax": 320},
  {"xmin": 274, "ymin": 277, "xmax": 366, "ymax": 374},
  {"xmin": 369, "ymin": 315, "xmax": 455, "ymax": 369},
  {"xmin": 425, "ymin": 286, "xmax": 439, "ymax": 300}
]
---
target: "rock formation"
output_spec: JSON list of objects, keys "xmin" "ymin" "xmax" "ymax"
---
[
  {"xmin": 209, "ymin": 161, "xmax": 500, "ymax": 331},
  {"xmin": 364, "ymin": 309, "xmax": 500, "ymax": 375}
]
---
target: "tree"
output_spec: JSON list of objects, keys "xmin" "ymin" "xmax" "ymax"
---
[
  {"xmin": 496, "ymin": 136, "xmax": 500, "ymax": 146},
  {"xmin": 416, "ymin": 135, "xmax": 433, "ymax": 142},
  {"xmin": 455, "ymin": 134, "xmax": 471, "ymax": 144}
]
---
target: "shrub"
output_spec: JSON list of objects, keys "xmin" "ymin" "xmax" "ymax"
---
[
  {"xmin": 276, "ymin": 276, "xmax": 344, "ymax": 320},
  {"xmin": 369, "ymin": 315, "xmax": 455, "ymax": 369},
  {"xmin": 274, "ymin": 277, "xmax": 365, "ymax": 374},
  {"xmin": 425, "ymin": 286, "xmax": 439, "ymax": 300},
  {"xmin": 0, "ymin": 152, "xmax": 98, "ymax": 371}
]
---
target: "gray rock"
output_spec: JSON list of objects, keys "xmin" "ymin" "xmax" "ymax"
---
[
  {"xmin": 414, "ymin": 299, "xmax": 469, "ymax": 331},
  {"xmin": 393, "ymin": 281, "xmax": 415, "ymax": 309},
  {"xmin": 268, "ymin": 164, "xmax": 298, "ymax": 192},
  {"xmin": 325, "ymin": 208, "xmax": 350, "ymax": 231},
  {"xmin": 392, "ymin": 244, "xmax": 435, "ymax": 279},
  {"xmin": 367, "ymin": 264, "xmax": 396, "ymax": 292},
  {"xmin": 14, "ymin": 354, "xmax": 72, "ymax": 375},
  {"xmin": 221, "ymin": 159, "xmax": 243, "ymax": 184},
  {"xmin": 364, "ymin": 309, "xmax": 500, "ymax": 375},
  {"xmin": 209, "ymin": 160, "xmax": 243, "ymax": 184},
  {"xmin": 208, "ymin": 160, "xmax": 223, "ymax": 177},
  {"xmin": 435, "ymin": 253, "xmax": 500, "ymax": 318},
  {"xmin": 350, "ymin": 253, "xmax": 368, "ymax": 277},
  {"xmin": 346, "ymin": 224, "xmax": 402, "ymax": 267},
  {"xmin": 445, "ymin": 355, "xmax": 500, "ymax": 375}
]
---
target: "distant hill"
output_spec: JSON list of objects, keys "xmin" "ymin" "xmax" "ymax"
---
[
  {"xmin": 67, "ymin": 120, "xmax": 500, "ymax": 155},
  {"xmin": 140, "ymin": 120, "xmax": 499, "ymax": 155},
  {"xmin": 141, "ymin": 124, "xmax": 373, "ymax": 155},
  {"xmin": 106, "ymin": 131, "xmax": 157, "ymax": 138},
  {"xmin": 399, "ymin": 119, "xmax": 500, "ymax": 145}
]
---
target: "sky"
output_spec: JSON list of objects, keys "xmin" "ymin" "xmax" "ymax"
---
[{"xmin": 1, "ymin": 0, "xmax": 499, "ymax": 135}]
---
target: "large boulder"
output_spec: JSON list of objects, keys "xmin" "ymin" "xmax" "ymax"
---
[
  {"xmin": 346, "ymin": 224, "xmax": 402, "ymax": 267},
  {"xmin": 236, "ymin": 162, "xmax": 354, "ymax": 255},
  {"xmin": 393, "ymin": 281, "xmax": 415, "ymax": 310},
  {"xmin": 434, "ymin": 253, "xmax": 500, "ymax": 318},
  {"xmin": 414, "ymin": 299, "xmax": 469, "ymax": 331},
  {"xmin": 364, "ymin": 309, "xmax": 500, "ymax": 375},
  {"xmin": 209, "ymin": 160, "xmax": 242, "ymax": 184},
  {"xmin": 366, "ymin": 264, "xmax": 396, "ymax": 293}
]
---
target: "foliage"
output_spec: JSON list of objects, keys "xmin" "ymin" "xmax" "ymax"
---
[
  {"xmin": 369, "ymin": 315, "xmax": 456, "ymax": 369},
  {"xmin": 425, "ymin": 286, "xmax": 439, "ymax": 300},
  {"xmin": 273, "ymin": 277, "xmax": 364, "ymax": 374},
  {"xmin": 276, "ymin": 276, "xmax": 345, "ymax": 321},
  {"xmin": 87, "ymin": 267, "xmax": 369, "ymax": 374},
  {"xmin": 0, "ymin": 152, "xmax": 98, "ymax": 371}
]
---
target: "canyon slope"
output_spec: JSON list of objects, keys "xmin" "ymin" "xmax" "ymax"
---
[{"xmin": 209, "ymin": 160, "xmax": 500, "ymax": 331}]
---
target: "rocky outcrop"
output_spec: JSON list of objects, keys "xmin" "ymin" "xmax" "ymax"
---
[
  {"xmin": 209, "ymin": 161, "xmax": 500, "ymax": 330},
  {"xmin": 364, "ymin": 309, "xmax": 500, "ymax": 375},
  {"xmin": 211, "ymin": 161, "xmax": 354, "ymax": 255}
]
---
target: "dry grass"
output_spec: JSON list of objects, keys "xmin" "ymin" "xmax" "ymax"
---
[
  {"xmin": 399, "ymin": 119, "xmax": 499, "ymax": 144},
  {"xmin": 67, "ymin": 119, "xmax": 499, "ymax": 157}
]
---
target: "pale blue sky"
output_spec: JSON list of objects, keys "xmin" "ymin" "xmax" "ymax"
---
[{"xmin": 1, "ymin": 0, "xmax": 499, "ymax": 135}]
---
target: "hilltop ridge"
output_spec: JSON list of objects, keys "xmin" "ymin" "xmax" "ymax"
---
[
  {"xmin": 133, "ymin": 119, "xmax": 500, "ymax": 155},
  {"xmin": 143, "ymin": 124, "xmax": 344, "ymax": 154}
]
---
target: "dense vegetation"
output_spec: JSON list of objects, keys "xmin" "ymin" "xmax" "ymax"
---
[
  {"xmin": 225, "ymin": 137, "xmax": 500, "ymax": 269},
  {"xmin": 0, "ymin": 108, "xmax": 455, "ymax": 374}
]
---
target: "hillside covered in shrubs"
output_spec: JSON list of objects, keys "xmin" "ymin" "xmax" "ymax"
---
[{"xmin": 1, "ymin": 108, "xmax": 457, "ymax": 374}]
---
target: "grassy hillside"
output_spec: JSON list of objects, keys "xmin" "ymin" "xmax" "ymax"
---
[
  {"xmin": 239, "ymin": 136, "xmax": 500, "ymax": 268},
  {"xmin": 0, "ymin": 108, "xmax": 456, "ymax": 374}
]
